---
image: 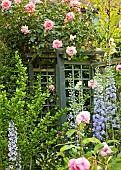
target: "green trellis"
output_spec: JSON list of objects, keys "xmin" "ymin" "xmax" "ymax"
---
[{"xmin": 28, "ymin": 49, "xmax": 117, "ymax": 126}]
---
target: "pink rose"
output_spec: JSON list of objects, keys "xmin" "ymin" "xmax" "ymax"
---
[
  {"xmin": 88, "ymin": 79, "xmax": 95, "ymax": 89},
  {"xmin": 21, "ymin": 25, "xmax": 29, "ymax": 34},
  {"xmin": 44, "ymin": 20, "xmax": 54, "ymax": 30},
  {"xmin": 116, "ymin": 65, "xmax": 121, "ymax": 72},
  {"xmin": 25, "ymin": 2, "xmax": 35, "ymax": 13},
  {"xmin": 99, "ymin": 143, "xmax": 112, "ymax": 157},
  {"xmin": 70, "ymin": 35, "xmax": 76, "ymax": 41},
  {"xmin": 49, "ymin": 0, "xmax": 54, "ymax": 2},
  {"xmin": 52, "ymin": 39, "xmax": 63, "ymax": 49},
  {"xmin": 74, "ymin": 157, "xmax": 90, "ymax": 170},
  {"xmin": 68, "ymin": 159, "xmax": 76, "ymax": 170},
  {"xmin": 65, "ymin": 12, "xmax": 75, "ymax": 22},
  {"xmin": 14, "ymin": 0, "xmax": 21, "ymax": 4},
  {"xmin": 70, "ymin": 1, "xmax": 80, "ymax": 8},
  {"xmin": 66, "ymin": 46, "xmax": 77, "ymax": 56},
  {"xmin": 34, "ymin": 0, "xmax": 43, "ymax": 4},
  {"xmin": 1, "ymin": 0, "xmax": 11, "ymax": 10},
  {"xmin": 68, "ymin": 157, "xmax": 90, "ymax": 170},
  {"xmin": 76, "ymin": 111, "xmax": 90, "ymax": 125},
  {"xmin": 49, "ymin": 84, "xmax": 55, "ymax": 91}
]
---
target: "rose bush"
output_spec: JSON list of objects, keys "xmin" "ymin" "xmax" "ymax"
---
[
  {"xmin": 57, "ymin": 110, "xmax": 120, "ymax": 170},
  {"xmin": 0, "ymin": 0, "xmax": 100, "ymax": 61}
]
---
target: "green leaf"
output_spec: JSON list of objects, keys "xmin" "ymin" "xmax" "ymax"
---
[
  {"xmin": 82, "ymin": 137, "xmax": 101, "ymax": 145},
  {"xmin": 94, "ymin": 143, "xmax": 104, "ymax": 154},
  {"xmin": 79, "ymin": 123, "xmax": 85, "ymax": 131},
  {"xmin": 84, "ymin": 151, "xmax": 92, "ymax": 158},
  {"xmin": 107, "ymin": 140, "xmax": 120, "ymax": 144},
  {"xmin": 117, "ymin": 153, "xmax": 121, "ymax": 158},
  {"xmin": 110, "ymin": 163, "xmax": 121, "ymax": 170},
  {"xmin": 66, "ymin": 129, "xmax": 76, "ymax": 137},
  {"xmin": 110, "ymin": 146, "xmax": 118, "ymax": 153},
  {"xmin": 63, "ymin": 157, "xmax": 69, "ymax": 164},
  {"xmin": 60, "ymin": 144, "xmax": 75, "ymax": 152}
]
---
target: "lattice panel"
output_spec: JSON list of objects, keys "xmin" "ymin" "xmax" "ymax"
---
[{"xmin": 64, "ymin": 62, "xmax": 92, "ymax": 110}]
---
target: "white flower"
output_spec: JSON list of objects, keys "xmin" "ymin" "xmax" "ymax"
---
[
  {"xmin": 97, "ymin": 166, "xmax": 102, "ymax": 170},
  {"xmin": 8, "ymin": 120, "xmax": 21, "ymax": 169},
  {"xmin": 95, "ymin": 47, "xmax": 102, "ymax": 51},
  {"xmin": 75, "ymin": 81, "xmax": 82, "ymax": 90},
  {"xmin": 109, "ymin": 38, "xmax": 114, "ymax": 44},
  {"xmin": 70, "ymin": 34, "xmax": 76, "ymax": 41}
]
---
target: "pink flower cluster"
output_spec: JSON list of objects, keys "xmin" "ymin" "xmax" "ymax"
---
[
  {"xmin": 70, "ymin": 0, "xmax": 80, "ymax": 8},
  {"xmin": 99, "ymin": 143, "xmax": 112, "ymax": 157},
  {"xmin": 1, "ymin": 0, "xmax": 80, "ymax": 59},
  {"xmin": 44, "ymin": 20, "xmax": 54, "ymax": 30},
  {"xmin": 25, "ymin": 2, "xmax": 35, "ymax": 13},
  {"xmin": 14, "ymin": 0, "xmax": 21, "ymax": 4},
  {"xmin": 88, "ymin": 79, "xmax": 95, "ymax": 89},
  {"xmin": 53, "ymin": 39, "xmax": 62, "ymax": 49},
  {"xmin": 68, "ymin": 157, "xmax": 90, "ymax": 170},
  {"xmin": 1, "ymin": 0, "xmax": 11, "ymax": 10},
  {"xmin": 116, "ymin": 65, "xmax": 121, "ymax": 72},
  {"xmin": 49, "ymin": 84, "xmax": 55, "ymax": 91},
  {"xmin": 76, "ymin": 111, "xmax": 90, "ymax": 125},
  {"xmin": 21, "ymin": 25, "xmax": 29, "ymax": 34},
  {"xmin": 66, "ymin": 46, "xmax": 77, "ymax": 56},
  {"xmin": 65, "ymin": 12, "xmax": 75, "ymax": 22},
  {"xmin": 34, "ymin": 0, "xmax": 42, "ymax": 4}
]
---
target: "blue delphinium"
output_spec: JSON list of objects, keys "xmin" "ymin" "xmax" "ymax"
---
[
  {"xmin": 92, "ymin": 78, "xmax": 106, "ymax": 141},
  {"xmin": 92, "ymin": 67, "xmax": 120, "ymax": 141},
  {"xmin": 105, "ymin": 68, "xmax": 120, "ymax": 135}
]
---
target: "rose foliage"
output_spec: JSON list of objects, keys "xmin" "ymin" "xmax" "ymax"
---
[
  {"xmin": 0, "ymin": 0, "xmax": 100, "ymax": 60},
  {"xmin": 57, "ymin": 112, "xmax": 121, "ymax": 170}
]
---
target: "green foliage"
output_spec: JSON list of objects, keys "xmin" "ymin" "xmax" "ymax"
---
[
  {"xmin": 91, "ymin": 0, "xmax": 121, "ymax": 60},
  {"xmin": 0, "ymin": 41, "xmax": 20, "ymax": 97},
  {"xmin": 0, "ymin": 51, "xmax": 68, "ymax": 169},
  {"xmin": 57, "ymin": 122, "xmax": 121, "ymax": 170},
  {"xmin": 0, "ymin": 0, "xmax": 101, "ymax": 61}
]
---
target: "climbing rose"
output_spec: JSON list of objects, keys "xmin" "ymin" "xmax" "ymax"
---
[
  {"xmin": 76, "ymin": 111, "xmax": 90, "ymax": 125},
  {"xmin": 68, "ymin": 157, "xmax": 90, "ymax": 170},
  {"xmin": 70, "ymin": 35, "xmax": 76, "ymax": 41},
  {"xmin": 52, "ymin": 39, "xmax": 62, "ymax": 49},
  {"xmin": 49, "ymin": 84, "xmax": 55, "ymax": 91},
  {"xmin": 25, "ymin": 2, "xmax": 35, "ymax": 13},
  {"xmin": 116, "ymin": 65, "xmax": 121, "ymax": 72},
  {"xmin": 21, "ymin": 25, "xmax": 29, "ymax": 34},
  {"xmin": 44, "ymin": 20, "xmax": 54, "ymax": 30},
  {"xmin": 70, "ymin": 0, "xmax": 80, "ymax": 8},
  {"xmin": 34, "ymin": 0, "xmax": 42, "ymax": 4},
  {"xmin": 65, "ymin": 12, "xmax": 75, "ymax": 22},
  {"xmin": 49, "ymin": 0, "xmax": 54, "ymax": 2},
  {"xmin": 1, "ymin": 0, "xmax": 11, "ymax": 10},
  {"xmin": 99, "ymin": 143, "xmax": 112, "ymax": 157},
  {"xmin": 88, "ymin": 79, "xmax": 95, "ymax": 89},
  {"xmin": 68, "ymin": 159, "xmax": 76, "ymax": 170},
  {"xmin": 14, "ymin": 0, "xmax": 21, "ymax": 4},
  {"xmin": 66, "ymin": 46, "xmax": 77, "ymax": 56}
]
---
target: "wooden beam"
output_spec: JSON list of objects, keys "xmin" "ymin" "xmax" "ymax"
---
[
  {"xmin": 33, "ymin": 68, "xmax": 55, "ymax": 72},
  {"xmin": 91, "ymin": 58, "xmax": 121, "ymax": 67}
]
